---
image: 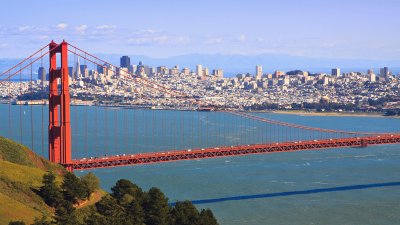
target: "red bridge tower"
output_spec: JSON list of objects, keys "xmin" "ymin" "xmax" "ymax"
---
[{"xmin": 48, "ymin": 41, "xmax": 72, "ymax": 171}]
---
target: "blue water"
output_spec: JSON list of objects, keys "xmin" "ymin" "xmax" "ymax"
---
[{"xmin": 1, "ymin": 104, "xmax": 400, "ymax": 224}]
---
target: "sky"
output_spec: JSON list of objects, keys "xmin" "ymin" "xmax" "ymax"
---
[{"xmin": 0, "ymin": 0, "xmax": 399, "ymax": 59}]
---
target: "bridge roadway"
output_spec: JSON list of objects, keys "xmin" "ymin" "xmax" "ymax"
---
[{"xmin": 70, "ymin": 134, "xmax": 400, "ymax": 170}]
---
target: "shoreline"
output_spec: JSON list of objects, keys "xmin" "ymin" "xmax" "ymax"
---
[
  {"xmin": 266, "ymin": 110, "xmax": 400, "ymax": 118},
  {"xmin": 1, "ymin": 102, "xmax": 399, "ymax": 118}
]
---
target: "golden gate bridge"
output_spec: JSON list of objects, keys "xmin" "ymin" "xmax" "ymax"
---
[{"xmin": 1, "ymin": 41, "xmax": 399, "ymax": 171}]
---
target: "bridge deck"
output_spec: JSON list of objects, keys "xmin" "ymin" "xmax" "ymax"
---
[{"xmin": 70, "ymin": 134, "xmax": 400, "ymax": 170}]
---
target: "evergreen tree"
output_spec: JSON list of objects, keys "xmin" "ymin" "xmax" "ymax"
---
[
  {"xmin": 94, "ymin": 195, "xmax": 130, "ymax": 225},
  {"xmin": 54, "ymin": 201, "xmax": 79, "ymax": 225},
  {"xmin": 171, "ymin": 201, "xmax": 200, "ymax": 225},
  {"xmin": 61, "ymin": 172, "xmax": 86, "ymax": 204},
  {"xmin": 31, "ymin": 216, "xmax": 51, "ymax": 225},
  {"xmin": 81, "ymin": 172, "xmax": 100, "ymax": 199},
  {"xmin": 198, "ymin": 209, "xmax": 218, "ymax": 225},
  {"xmin": 127, "ymin": 199, "xmax": 145, "ymax": 225},
  {"xmin": 39, "ymin": 172, "xmax": 62, "ymax": 207},
  {"xmin": 143, "ymin": 187, "xmax": 170, "ymax": 225},
  {"xmin": 8, "ymin": 221, "xmax": 25, "ymax": 225},
  {"xmin": 111, "ymin": 179, "xmax": 144, "ymax": 206}
]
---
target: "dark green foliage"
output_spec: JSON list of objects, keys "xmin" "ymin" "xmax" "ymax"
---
[
  {"xmin": 198, "ymin": 209, "xmax": 219, "ymax": 225},
  {"xmin": 8, "ymin": 221, "xmax": 25, "ymax": 225},
  {"xmin": 143, "ymin": 187, "xmax": 170, "ymax": 225},
  {"xmin": 92, "ymin": 195, "xmax": 129, "ymax": 225},
  {"xmin": 111, "ymin": 179, "xmax": 144, "ymax": 205},
  {"xmin": 39, "ymin": 172, "xmax": 62, "ymax": 207},
  {"xmin": 81, "ymin": 172, "xmax": 100, "ymax": 199},
  {"xmin": 31, "ymin": 216, "xmax": 51, "ymax": 225},
  {"xmin": 61, "ymin": 172, "xmax": 86, "ymax": 204},
  {"xmin": 171, "ymin": 201, "xmax": 199, "ymax": 225},
  {"xmin": 54, "ymin": 201, "xmax": 78, "ymax": 225},
  {"xmin": 35, "ymin": 175, "xmax": 218, "ymax": 225},
  {"xmin": 127, "ymin": 200, "xmax": 145, "ymax": 225}
]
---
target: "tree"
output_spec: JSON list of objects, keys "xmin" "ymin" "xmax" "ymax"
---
[
  {"xmin": 31, "ymin": 216, "xmax": 51, "ymax": 225},
  {"xmin": 111, "ymin": 179, "xmax": 144, "ymax": 206},
  {"xmin": 94, "ymin": 195, "xmax": 129, "ymax": 225},
  {"xmin": 171, "ymin": 201, "xmax": 199, "ymax": 225},
  {"xmin": 61, "ymin": 172, "xmax": 86, "ymax": 204},
  {"xmin": 143, "ymin": 187, "xmax": 171, "ymax": 225},
  {"xmin": 39, "ymin": 171, "xmax": 62, "ymax": 207},
  {"xmin": 8, "ymin": 221, "xmax": 25, "ymax": 225},
  {"xmin": 81, "ymin": 172, "xmax": 100, "ymax": 199},
  {"xmin": 127, "ymin": 200, "xmax": 145, "ymax": 225},
  {"xmin": 54, "ymin": 201, "xmax": 79, "ymax": 225},
  {"xmin": 198, "ymin": 209, "xmax": 218, "ymax": 225}
]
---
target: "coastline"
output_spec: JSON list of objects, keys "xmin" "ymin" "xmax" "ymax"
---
[{"xmin": 266, "ymin": 110, "xmax": 400, "ymax": 118}]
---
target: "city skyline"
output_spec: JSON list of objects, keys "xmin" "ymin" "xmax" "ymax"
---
[{"xmin": 0, "ymin": 0, "xmax": 399, "ymax": 60}]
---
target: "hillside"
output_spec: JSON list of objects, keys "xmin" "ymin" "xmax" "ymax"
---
[{"xmin": 0, "ymin": 136, "xmax": 104, "ymax": 224}]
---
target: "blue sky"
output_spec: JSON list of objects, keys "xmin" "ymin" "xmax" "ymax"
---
[{"xmin": 0, "ymin": 0, "xmax": 399, "ymax": 59}]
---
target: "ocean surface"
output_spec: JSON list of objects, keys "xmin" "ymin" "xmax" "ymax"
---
[{"xmin": 1, "ymin": 104, "xmax": 400, "ymax": 225}]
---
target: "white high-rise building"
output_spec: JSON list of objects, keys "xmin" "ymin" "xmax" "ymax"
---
[
  {"xmin": 256, "ymin": 65, "xmax": 262, "ymax": 79},
  {"xmin": 369, "ymin": 73, "xmax": 376, "ymax": 82},
  {"xmin": 196, "ymin": 64, "xmax": 203, "ymax": 76}
]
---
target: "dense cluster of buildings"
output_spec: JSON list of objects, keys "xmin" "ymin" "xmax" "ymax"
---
[{"xmin": 1, "ymin": 55, "xmax": 399, "ymax": 111}]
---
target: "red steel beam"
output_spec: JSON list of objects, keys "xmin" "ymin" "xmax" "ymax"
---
[{"xmin": 70, "ymin": 134, "xmax": 400, "ymax": 170}]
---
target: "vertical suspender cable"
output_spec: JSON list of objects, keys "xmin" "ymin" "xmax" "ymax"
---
[
  {"xmin": 41, "ymin": 51, "xmax": 44, "ymax": 157},
  {"xmin": 30, "ymin": 59, "xmax": 34, "ymax": 151},
  {"xmin": 19, "ymin": 65, "xmax": 23, "ymax": 144}
]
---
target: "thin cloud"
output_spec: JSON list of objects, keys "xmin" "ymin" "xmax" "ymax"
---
[
  {"xmin": 56, "ymin": 23, "xmax": 68, "ymax": 30},
  {"xmin": 205, "ymin": 37, "xmax": 223, "ymax": 45},
  {"xmin": 75, "ymin": 25, "xmax": 88, "ymax": 34}
]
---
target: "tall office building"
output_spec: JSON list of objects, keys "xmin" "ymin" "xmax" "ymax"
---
[
  {"xmin": 68, "ymin": 67, "xmax": 74, "ymax": 80},
  {"xmin": 182, "ymin": 67, "xmax": 190, "ymax": 76},
  {"xmin": 196, "ymin": 64, "xmax": 203, "ymax": 76},
  {"xmin": 80, "ymin": 65, "xmax": 88, "ymax": 78},
  {"xmin": 256, "ymin": 65, "xmax": 262, "ymax": 79},
  {"xmin": 38, "ymin": 67, "xmax": 46, "ymax": 82},
  {"xmin": 75, "ymin": 58, "xmax": 81, "ymax": 79},
  {"xmin": 380, "ymin": 67, "xmax": 389, "ymax": 81},
  {"xmin": 332, "ymin": 68, "xmax": 341, "ymax": 77},
  {"xmin": 120, "ymin": 56, "xmax": 131, "ymax": 72},
  {"xmin": 213, "ymin": 69, "xmax": 224, "ymax": 78}
]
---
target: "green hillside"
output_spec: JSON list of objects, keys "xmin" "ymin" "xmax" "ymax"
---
[{"xmin": 0, "ymin": 136, "xmax": 65, "ymax": 224}]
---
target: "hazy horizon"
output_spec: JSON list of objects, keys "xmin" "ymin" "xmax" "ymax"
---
[{"xmin": 0, "ymin": 0, "xmax": 399, "ymax": 60}]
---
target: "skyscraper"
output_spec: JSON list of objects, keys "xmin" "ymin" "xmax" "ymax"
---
[
  {"xmin": 120, "ymin": 56, "xmax": 131, "ymax": 72},
  {"xmin": 256, "ymin": 65, "xmax": 262, "ymax": 79},
  {"xmin": 80, "ymin": 65, "xmax": 88, "ymax": 78},
  {"xmin": 332, "ymin": 68, "xmax": 341, "ymax": 77},
  {"xmin": 380, "ymin": 67, "xmax": 389, "ymax": 81},
  {"xmin": 196, "ymin": 64, "xmax": 203, "ymax": 76},
  {"xmin": 75, "ymin": 58, "xmax": 81, "ymax": 79},
  {"xmin": 38, "ymin": 67, "xmax": 46, "ymax": 82}
]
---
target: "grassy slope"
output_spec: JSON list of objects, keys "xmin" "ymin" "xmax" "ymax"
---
[{"xmin": 0, "ymin": 136, "xmax": 105, "ymax": 224}]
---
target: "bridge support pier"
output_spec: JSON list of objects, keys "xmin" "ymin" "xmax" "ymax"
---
[{"xmin": 48, "ymin": 41, "xmax": 72, "ymax": 172}]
